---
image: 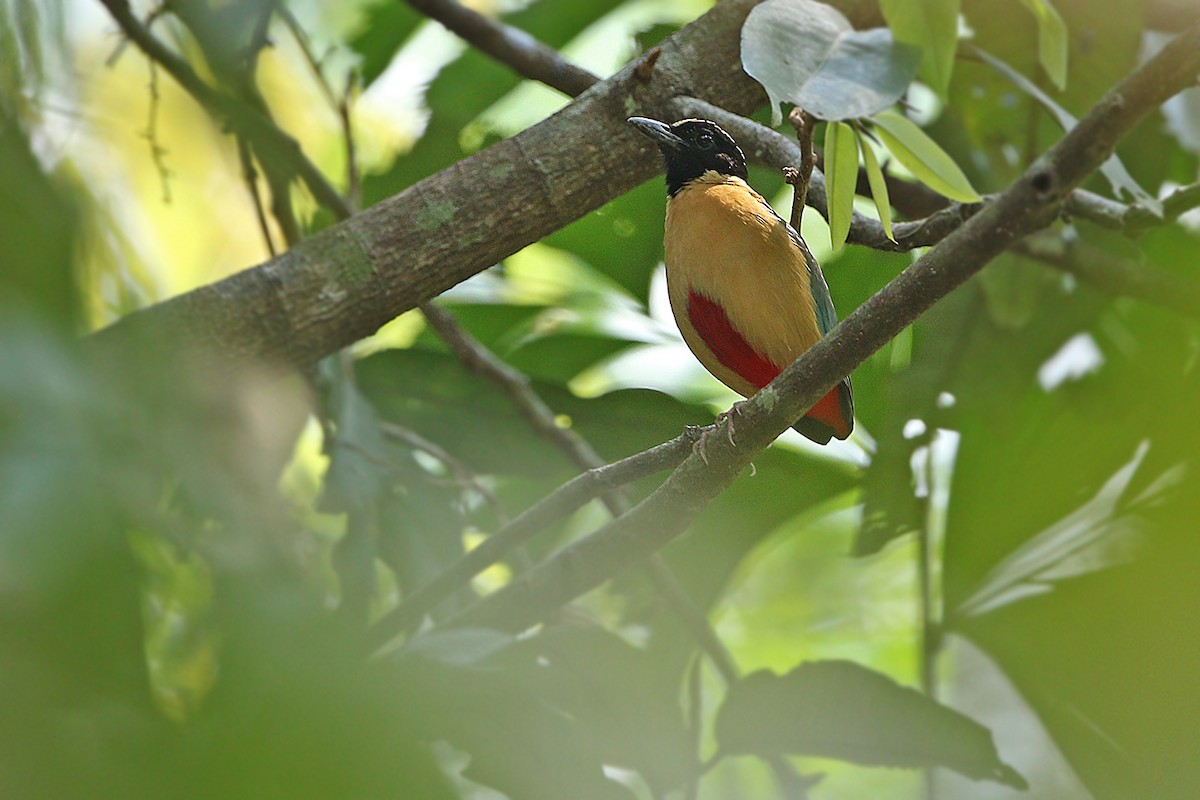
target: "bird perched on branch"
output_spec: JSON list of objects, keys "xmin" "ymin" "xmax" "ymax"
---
[{"xmin": 628, "ymin": 116, "xmax": 853, "ymax": 444}]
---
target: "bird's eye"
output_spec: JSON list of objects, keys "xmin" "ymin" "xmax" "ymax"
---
[{"xmin": 696, "ymin": 132, "xmax": 715, "ymax": 150}]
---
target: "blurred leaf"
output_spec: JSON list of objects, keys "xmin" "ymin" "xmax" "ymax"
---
[
  {"xmin": 1018, "ymin": 0, "xmax": 1068, "ymax": 89},
  {"xmin": 397, "ymin": 627, "xmax": 516, "ymax": 668},
  {"xmin": 0, "ymin": 112, "xmax": 80, "ymax": 327},
  {"xmin": 544, "ymin": 180, "xmax": 667, "ymax": 302},
  {"xmin": 973, "ymin": 46, "xmax": 1162, "ymax": 214},
  {"xmin": 978, "ymin": 252, "xmax": 1055, "ymax": 329},
  {"xmin": 497, "ymin": 625, "xmax": 693, "ymax": 794},
  {"xmin": 858, "ymin": 126, "xmax": 895, "ymax": 241},
  {"xmin": 655, "ymin": 447, "xmax": 859, "ymax": 616},
  {"xmin": 356, "ymin": 348, "xmax": 570, "ymax": 477},
  {"xmin": 879, "ymin": 0, "xmax": 961, "ymax": 97},
  {"xmin": 397, "ymin": 628, "xmax": 636, "ymax": 800},
  {"xmin": 347, "ymin": 0, "xmax": 422, "ymax": 87},
  {"xmin": 871, "ymin": 109, "xmax": 981, "ymax": 202},
  {"xmin": 633, "ymin": 447, "xmax": 859, "ymax": 683},
  {"xmin": 362, "ymin": 0, "xmax": 620, "ymax": 204},
  {"xmin": 953, "ymin": 0, "xmax": 1142, "ymax": 188},
  {"xmin": 741, "ymin": 0, "xmax": 921, "ymax": 124},
  {"xmin": 716, "ymin": 660, "xmax": 1026, "ymax": 787},
  {"xmin": 824, "ymin": 120, "xmax": 858, "ymax": 250}
]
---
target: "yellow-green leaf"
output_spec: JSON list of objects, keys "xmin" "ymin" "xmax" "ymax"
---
[
  {"xmin": 858, "ymin": 129, "xmax": 895, "ymax": 242},
  {"xmin": 879, "ymin": 0, "xmax": 961, "ymax": 98},
  {"xmin": 824, "ymin": 120, "xmax": 858, "ymax": 251},
  {"xmin": 1018, "ymin": 0, "xmax": 1068, "ymax": 90},
  {"xmin": 871, "ymin": 109, "xmax": 980, "ymax": 203}
]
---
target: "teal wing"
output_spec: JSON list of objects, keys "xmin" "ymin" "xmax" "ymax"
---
[
  {"xmin": 785, "ymin": 218, "xmax": 855, "ymax": 436},
  {"xmin": 784, "ymin": 221, "xmax": 838, "ymax": 335}
]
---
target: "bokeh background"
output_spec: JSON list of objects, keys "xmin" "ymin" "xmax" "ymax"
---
[{"xmin": 3, "ymin": 0, "xmax": 1199, "ymax": 797}]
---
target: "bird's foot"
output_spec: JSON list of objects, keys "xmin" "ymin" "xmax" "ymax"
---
[
  {"xmin": 715, "ymin": 400, "xmax": 748, "ymax": 446},
  {"xmin": 692, "ymin": 402, "xmax": 747, "ymax": 464}
]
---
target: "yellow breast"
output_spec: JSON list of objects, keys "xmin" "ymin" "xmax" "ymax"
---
[{"xmin": 663, "ymin": 172, "xmax": 823, "ymax": 396}]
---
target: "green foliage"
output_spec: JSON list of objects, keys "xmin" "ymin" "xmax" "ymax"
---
[
  {"xmin": 741, "ymin": 0, "xmax": 921, "ymax": 124},
  {"xmin": 8, "ymin": 1, "xmax": 1200, "ymax": 799},
  {"xmin": 858, "ymin": 127, "xmax": 895, "ymax": 241},
  {"xmin": 823, "ymin": 119, "xmax": 858, "ymax": 249},
  {"xmin": 870, "ymin": 109, "xmax": 981, "ymax": 203},
  {"xmin": 1017, "ymin": 0, "xmax": 1069, "ymax": 89},
  {"xmin": 879, "ymin": 0, "xmax": 961, "ymax": 98},
  {"xmin": 716, "ymin": 660, "xmax": 1026, "ymax": 788}
]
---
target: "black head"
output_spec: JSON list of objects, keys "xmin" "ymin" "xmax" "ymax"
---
[{"xmin": 628, "ymin": 117, "xmax": 748, "ymax": 197}]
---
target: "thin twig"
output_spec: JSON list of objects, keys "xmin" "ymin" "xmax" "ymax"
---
[
  {"xmin": 238, "ymin": 137, "xmax": 277, "ymax": 257},
  {"xmin": 141, "ymin": 60, "xmax": 172, "ymax": 203},
  {"xmin": 784, "ymin": 107, "xmax": 816, "ymax": 231},
  {"xmin": 98, "ymin": 0, "xmax": 352, "ymax": 221},
  {"xmin": 340, "ymin": 73, "xmax": 362, "ymax": 213},
  {"xmin": 404, "ymin": 0, "xmax": 599, "ymax": 97},
  {"xmin": 277, "ymin": 4, "xmax": 339, "ymax": 110},
  {"xmin": 419, "ymin": 303, "xmax": 604, "ymax": 465},
  {"xmin": 276, "ymin": 3, "xmax": 362, "ymax": 213}
]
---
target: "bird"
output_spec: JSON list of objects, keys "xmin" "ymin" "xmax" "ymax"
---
[{"xmin": 628, "ymin": 116, "xmax": 853, "ymax": 445}]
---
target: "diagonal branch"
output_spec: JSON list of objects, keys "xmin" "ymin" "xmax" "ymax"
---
[
  {"xmin": 676, "ymin": 97, "xmax": 987, "ymax": 252},
  {"xmin": 92, "ymin": 0, "xmax": 768, "ymax": 365},
  {"xmin": 367, "ymin": 430, "xmax": 697, "ymax": 647},
  {"xmin": 404, "ymin": 0, "xmax": 599, "ymax": 97},
  {"xmin": 443, "ymin": 21, "xmax": 1200, "ymax": 634},
  {"xmin": 421, "ymin": 302, "xmax": 742, "ymax": 680},
  {"xmin": 98, "ymin": 0, "xmax": 351, "ymax": 221}
]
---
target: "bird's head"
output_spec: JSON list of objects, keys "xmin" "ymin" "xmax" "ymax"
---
[{"xmin": 628, "ymin": 116, "xmax": 748, "ymax": 197}]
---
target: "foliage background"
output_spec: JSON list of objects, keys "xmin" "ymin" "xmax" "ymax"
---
[{"xmin": 2, "ymin": 0, "xmax": 1199, "ymax": 798}]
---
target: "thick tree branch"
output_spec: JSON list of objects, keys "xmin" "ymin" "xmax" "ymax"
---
[
  {"xmin": 93, "ymin": 0, "xmax": 767, "ymax": 365},
  {"xmin": 444, "ymin": 22, "xmax": 1200, "ymax": 634},
  {"xmin": 404, "ymin": 0, "xmax": 599, "ymax": 97}
]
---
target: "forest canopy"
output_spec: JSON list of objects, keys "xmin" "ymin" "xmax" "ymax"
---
[{"xmin": 2, "ymin": 0, "xmax": 1199, "ymax": 798}]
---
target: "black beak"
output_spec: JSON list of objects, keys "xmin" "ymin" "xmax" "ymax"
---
[{"xmin": 628, "ymin": 116, "xmax": 687, "ymax": 152}]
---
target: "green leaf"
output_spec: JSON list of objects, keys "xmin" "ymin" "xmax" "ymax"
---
[
  {"xmin": 824, "ymin": 120, "xmax": 858, "ymax": 250},
  {"xmin": 347, "ymin": 0, "xmax": 422, "ymax": 87},
  {"xmin": 741, "ymin": 0, "xmax": 921, "ymax": 124},
  {"xmin": 1018, "ymin": 0, "xmax": 1068, "ymax": 90},
  {"xmin": 978, "ymin": 253, "xmax": 1055, "ymax": 330},
  {"xmin": 973, "ymin": 46, "xmax": 1162, "ymax": 216},
  {"xmin": 871, "ymin": 109, "xmax": 981, "ymax": 202},
  {"xmin": 879, "ymin": 0, "xmax": 961, "ymax": 98},
  {"xmin": 715, "ymin": 660, "xmax": 1027, "ymax": 788},
  {"xmin": 858, "ymin": 127, "xmax": 895, "ymax": 241},
  {"xmin": 497, "ymin": 626, "xmax": 693, "ymax": 794}
]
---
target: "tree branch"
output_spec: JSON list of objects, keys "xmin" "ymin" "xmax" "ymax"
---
[
  {"xmin": 92, "ymin": 0, "xmax": 768, "ymax": 365},
  {"xmin": 367, "ymin": 430, "xmax": 697, "ymax": 647},
  {"xmin": 97, "ymin": 0, "xmax": 351, "ymax": 221},
  {"xmin": 422, "ymin": 302, "xmax": 742, "ymax": 680},
  {"xmin": 676, "ymin": 97, "xmax": 987, "ymax": 252},
  {"xmin": 443, "ymin": 21, "xmax": 1200, "ymax": 634},
  {"xmin": 404, "ymin": 0, "xmax": 599, "ymax": 97}
]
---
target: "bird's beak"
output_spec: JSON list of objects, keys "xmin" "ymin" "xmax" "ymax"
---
[{"xmin": 628, "ymin": 116, "xmax": 687, "ymax": 152}]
